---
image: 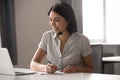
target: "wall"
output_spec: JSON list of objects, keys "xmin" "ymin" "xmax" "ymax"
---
[{"xmin": 14, "ymin": 0, "xmax": 57, "ymax": 68}]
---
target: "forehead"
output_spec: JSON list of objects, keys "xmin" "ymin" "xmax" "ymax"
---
[{"xmin": 49, "ymin": 11, "xmax": 64, "ymax": 19}]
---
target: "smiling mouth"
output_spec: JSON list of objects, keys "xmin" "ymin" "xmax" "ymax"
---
[
  {"xmin": 53, "ymin": 29, "xmax": 60, "ymax": 34},
  {"xmin": 53, "ymin": 28, "xmax": 58, "ymax": 31}
]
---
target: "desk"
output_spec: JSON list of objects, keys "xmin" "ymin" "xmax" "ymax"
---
[
  {"xmin": 103, "ymin": 56, "xmax": 120, "ymax": 63},
  {"xmin": 1, "ymin": 72, "xmax": 120, "ymax": 80},
  {"xmin": 102, "ymin": 56, "xmax": 120, "ymax": 74}
]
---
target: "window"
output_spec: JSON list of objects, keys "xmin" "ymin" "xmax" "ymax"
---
[
  {"xmin": 83, "ymin": 0, "xmax": 120, "ymax": 44},
  {"xmin": 105, "ymin": 0, "xmax": 120, "ymax": 43},
  {"xmin": 82, "ymin": 0, "xmax": 104, "ymax": 43}
]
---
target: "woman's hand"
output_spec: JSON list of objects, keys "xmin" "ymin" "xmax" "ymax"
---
[
  {"xmin": 61, "ymin": 65, "xmax": 78, "ymax": 73},
  {"xmin": 45, "ymin": 64, "xmax": 57, "ymax": 74}
]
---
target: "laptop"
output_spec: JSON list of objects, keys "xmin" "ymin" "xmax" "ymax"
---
[{"xmin": 0, "ymin": 48, "xmax": 36, "ymax": 76}]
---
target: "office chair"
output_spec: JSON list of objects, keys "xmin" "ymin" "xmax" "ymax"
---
[{"xmin": 91, "ymin": 45, "xmax": 103, "ymax": 73}]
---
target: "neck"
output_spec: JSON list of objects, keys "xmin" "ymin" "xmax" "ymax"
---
[{"xmin": 58, "ymin": 31, "xmax": 70, "ymax": 42}]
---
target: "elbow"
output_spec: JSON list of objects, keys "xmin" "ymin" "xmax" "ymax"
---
[
  {"xmin": 85, "ymin": 65, "xmax": 94, "ymax": 73},
  {"xmin": 30, "ymin": 61, "xmax": 35, "ymax": 71},
  {"xmin": 89, "ymin": 67, "xmax": 94, "ymax": 73},
  {"xmin": 88, "ymin": 66, "xmax": 94, "ymax": 73}
]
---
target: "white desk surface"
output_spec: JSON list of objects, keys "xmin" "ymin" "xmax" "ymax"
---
[
  {"xmin": 102, "ymin": 56, "xmax": 120, "ymax": 62},
  {"xmin": 1, "ymin": 72, "xmax": 120, "ymax": 80}
]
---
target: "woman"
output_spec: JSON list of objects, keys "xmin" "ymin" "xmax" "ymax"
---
[{"xmin": 30, "ymin": 2, "xmax": 93, "ymax": 73}]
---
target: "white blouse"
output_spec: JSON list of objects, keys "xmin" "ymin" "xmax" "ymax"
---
[{"xmin": 38, "ymin": 30, "xmax": 92, "ymax": 70}]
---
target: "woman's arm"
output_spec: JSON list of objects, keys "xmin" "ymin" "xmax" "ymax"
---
[
  {"xmin": 30, "ymin": 48, "xmax": 47, "ymax": 72},
  {"xmin": 61, "ymin": 54, "xmax": 93, "ymax": 73},
  {"xmin": 78, "ymin": 54, "xmax": 93, "ymax": 72},
  {"xmin": 30, "ymin": 48, "xmax": 57, "ymax": 73}
]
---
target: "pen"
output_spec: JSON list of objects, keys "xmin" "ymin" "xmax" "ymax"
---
[
  {"xmin": 48, "ymin": 61, "xmax": 52, "ymax": 64},
  {"xmin": 48, "ymin": 61, "xmax": 57, "ymax": 70}
]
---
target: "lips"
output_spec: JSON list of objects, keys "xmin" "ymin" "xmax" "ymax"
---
[{"xmin": 53, "ymin": 27, "xmax": 58, "ymax": 31}]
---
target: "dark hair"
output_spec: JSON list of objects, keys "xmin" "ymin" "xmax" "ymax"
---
[{"xmin": 48, "ymin": 2, "xmax": 77, "ymax": 34}]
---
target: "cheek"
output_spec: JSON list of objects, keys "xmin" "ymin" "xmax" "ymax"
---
[{"xmin": 60, "ymin": 23, "xmax": 68, "ymax": 29}]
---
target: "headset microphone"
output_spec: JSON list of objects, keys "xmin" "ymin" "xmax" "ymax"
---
[{"xmin": 57, "ymin": 32, "xmax": 62, "ymax": 35}]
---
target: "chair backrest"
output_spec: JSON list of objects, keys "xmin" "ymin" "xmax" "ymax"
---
[{"xmin": 91, "ymin": 45, "xmax": 103, "ymax": 73}]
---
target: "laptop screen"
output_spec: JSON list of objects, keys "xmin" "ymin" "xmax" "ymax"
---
[
  {"xmin": 0, "ymin": 48, "xmax": 15, "ymax": 75},
  {"xmin": 0, "ymin": 48, "xmax": 35, "ymax": 76}
]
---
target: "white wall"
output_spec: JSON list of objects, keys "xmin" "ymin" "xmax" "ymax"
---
[{"xmin": 14, "ymin": 0, "xmax": 57, "ymax": 68}]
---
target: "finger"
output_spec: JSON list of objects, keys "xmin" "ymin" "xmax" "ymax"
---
[
  {"xmin": 62, "ymin": 65, "xmax": 70, "ymax": 73},
  {"xmin": 46, "ymin": 65, "xmax": 56, "ymax": 73},
  {"xmin": 46, "ymin": 65, "xmax": 53, "ymax": 73},
  {"xmin": 64, "ymin": 69, "xmax": 72, "ymax": 73},
  {"xmin": 48, "ymin": 64, "xmax": 57, "ymax": 70},
  {"xmin": 45, "ymin": 65, "xmax": 51, "ymax": 72}
]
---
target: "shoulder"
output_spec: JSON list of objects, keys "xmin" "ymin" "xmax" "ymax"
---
[
  {"xmin": 71, "ymin": 32, "xmax": 90, "ymax": 44},
  {"xmin": 72, "ymin": 32, "xmax": 89, "ymax": 41},
  {"xmin": 43, "ymin": 30, "xmax": 53, "ymax": 35},
  {"xmin": 42, "ymin": 30, "xmax": 54, "ymax": 37}
]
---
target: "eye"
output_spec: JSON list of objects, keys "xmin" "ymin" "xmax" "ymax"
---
[{"xmin": 54, "ymin": 19, "xmax": 60, "ymax": 22}]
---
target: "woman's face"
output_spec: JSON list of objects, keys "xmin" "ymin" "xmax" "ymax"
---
[{"xmin": 49, "ymin": 11, "xmax": 68, "ymax": 34}]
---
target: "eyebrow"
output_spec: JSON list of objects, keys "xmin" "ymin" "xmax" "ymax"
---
[{"xmin": 49, "ymin": 16, "xmax": 63, "ymax": 19}]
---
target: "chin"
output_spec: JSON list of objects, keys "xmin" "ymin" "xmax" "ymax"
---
[{"xmin": 53, "ymin": 30, "xmax": 58, "ymax": 34}]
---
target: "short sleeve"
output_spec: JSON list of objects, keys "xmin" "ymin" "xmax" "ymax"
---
[
  {"xmin": 81, "ymin": 35, "xmax": 92, "ymax": 57},
  {"xmin": 38, "ymin": 32, "xmax": 47, "ymax": 51}
]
